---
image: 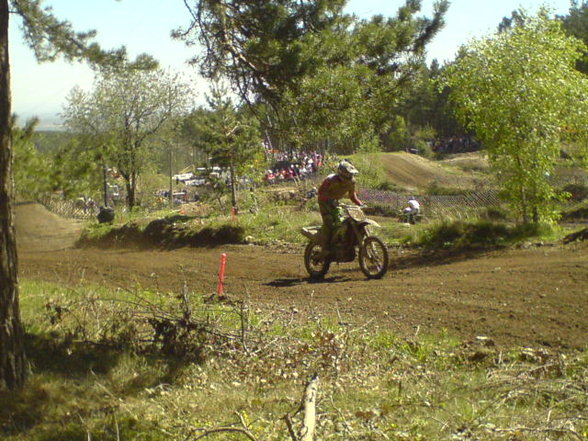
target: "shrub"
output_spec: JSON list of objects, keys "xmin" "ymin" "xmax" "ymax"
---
[
  {"xmin": 480, "ymin": 206, "xmax": 509, "ymax": 221},
  {"xmin": 562, "ymin": 183, "xmax": 588, "ymax": 202},
  {"xmin": 415, "ymin": 139, "xmax": 434, "ymax": 159},
  {"xmin": 363, "ymin": 203, "xmax": 398, "ymax": 217},
  {"xmin": 414, "ymin": 220, "xmax": 554, "ymax": 250},
  {"xmin": 78, "ymin": 215, "xmax": 245, "ymax": 248},
  {"xmin": 561, "ymin": 201, "xmax": 588, "ymax": 221}
]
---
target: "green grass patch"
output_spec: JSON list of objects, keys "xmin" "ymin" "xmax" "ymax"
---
[
  {"xmin": 412, "ymin": 219, "xmax": 560, "ymax": 250},
  {"xmin": 4, "ymin": 280, "xmax": 587, "ymax": 441},
  {"xmin": 77, "ymin": 202, "xmax": 326, "ymax": 248}
]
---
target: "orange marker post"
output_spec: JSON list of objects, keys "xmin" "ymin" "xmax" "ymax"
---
[{"xmin": 217, "ymin": 253, "xmax": 227, "ymax": 296}]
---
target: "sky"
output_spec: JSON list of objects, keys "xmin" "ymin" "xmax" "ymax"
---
[{"xmin": 9, "ymin": 0, "xmax": 574, "ymax": 129}]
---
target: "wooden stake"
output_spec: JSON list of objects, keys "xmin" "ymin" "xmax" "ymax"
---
[{"xmin": 298, "ymin": 374, "xmax": 319, "ymax": 441}]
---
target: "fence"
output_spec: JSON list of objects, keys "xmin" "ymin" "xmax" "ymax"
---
[
  {"xmin": 40, "ymin": 197, "xmax": 100, "ymax": 220},
  {"xmin": 359, "ymin": 189, "xmax": 502, "ymax": 219}
]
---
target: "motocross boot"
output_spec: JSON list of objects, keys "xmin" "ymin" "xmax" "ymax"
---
[
  {"xmin": 329, "ymin": 225, "xmax": 346, "ymax": 259},
  {"xmin": 317, "ymin": 226, "xmax": 332, "ymax": 259}
]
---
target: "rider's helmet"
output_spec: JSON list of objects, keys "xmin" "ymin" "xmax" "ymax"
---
[{"xmin": 337, "ymin": 160, "xmax": 359, "ymax": 181}]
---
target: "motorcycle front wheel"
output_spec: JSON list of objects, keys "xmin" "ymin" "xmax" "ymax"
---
[
  {"xmin": 304, "ymin": 242, "xmax": 331, "ymax": 279},
  {"xmin": 359, "ymin": 236, "xmax": 389, "ymax": 279}
]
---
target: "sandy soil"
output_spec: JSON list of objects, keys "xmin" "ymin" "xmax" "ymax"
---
[{"xmin": 15, "ymin": 203, "xmax": 588, "ymax": 350}]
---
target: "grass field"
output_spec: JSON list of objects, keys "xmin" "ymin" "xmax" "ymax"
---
[{"xmin": 3, "ymin": 279, "xmax": 586, "ymax": 441}]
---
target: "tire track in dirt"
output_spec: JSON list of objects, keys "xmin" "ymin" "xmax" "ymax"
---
[{"xmin": 15, "ymin": 203, "xmax": 588, "ymax": 349}]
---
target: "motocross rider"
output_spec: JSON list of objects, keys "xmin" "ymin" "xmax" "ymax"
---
[{"xmin": 317, "ymin": 160, "xmax": 363, "ymax": 255}]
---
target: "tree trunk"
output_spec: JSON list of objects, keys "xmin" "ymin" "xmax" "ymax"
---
[
  {"xmin": 229, "ymin": 162, "xmax": 238, "ymax": 213},
  {"xmin": 169, "ymin": 147, "xmax": 173, "ymax": 208},
  {"xmin": 125, "ymin": 179, "xmax": 135, "ymax": 209},
  {"xmin": 0, "ymin": 0, "xmax": 27, "ymax": 390},
  {"xmin": 102, "ymin": 162, "xmax": 109, "ymax": 206},
  {"xmin": 519, "ymin": 185, "xmax": 529, "ymax": 224}
]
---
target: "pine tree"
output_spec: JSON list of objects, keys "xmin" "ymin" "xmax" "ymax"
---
[{"xmin": 0, "ymin": 0, "xmax": 154, "ymax": 390}]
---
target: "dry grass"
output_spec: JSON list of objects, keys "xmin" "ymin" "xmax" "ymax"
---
[{"xmin": 2, "ymin": 280, "xmax": 586, "ymax": 441}]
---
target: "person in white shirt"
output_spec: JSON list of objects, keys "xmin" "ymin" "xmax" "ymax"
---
[{"xmin": 403, "ymin": 197, "xmax": 421, "ymax": 224}]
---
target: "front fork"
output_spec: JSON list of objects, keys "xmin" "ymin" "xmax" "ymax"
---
[{"xmin": 350, "ymin": 223, "xmax": 371, "ymax": 247}]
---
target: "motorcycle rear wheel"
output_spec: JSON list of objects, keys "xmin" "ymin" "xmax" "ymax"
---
[
  {"xmin": 359, "ymin": 236, "xmax": 389, "ymax": 279},
  {"xmin": 304, "ymin": 242, "xmax": 331, "ymax": 279}
]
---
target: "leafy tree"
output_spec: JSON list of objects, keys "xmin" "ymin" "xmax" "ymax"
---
[
  {"xmin": 190, "ymin": 86, "xmax": 263, "ymax": 212},
  {"xmin": 283, "ymin": 64, "xmax": 381, "ymax": 153},
  {"xmin": 32, "ymin": 130, "xmax": 75, "ymax": 154},
  {"xmin": 179, "ymin": 107, "xmax": 211, "ymax": 170},
  {"xmin": 1, "ymin": 0, "xmax": 154, "ymax": 391},
  {"xmin": 176, "ymin": 0, "xmax": 449, "ymax": 151},
  {"xmin": 175, "ymin": 0, "xmax": 347, "ymax": 107},
  {"xmin": 559, "ymin": 0, "xmax": 588, "ymax": 73},
  {"xmin": 497, "ymin": 9, "xmax": 528, "ymax": 33},
  {"xmin": 12, "ymin": 119, "xmax": 104, "ymax": 202},
  {"xmin": 62, "ymin": 69, "xmax": 193, "ymax": 209},
  {"xmin": 46, "ymin": 137, "xmax": 105, "ymax": 200},
  {"xmin": 395, "ymin": 59, "xmax": 465, "ymax": 144},
  {"xmin": 443, "ymin": 11, "xmax": 588, "ymax": 223}
]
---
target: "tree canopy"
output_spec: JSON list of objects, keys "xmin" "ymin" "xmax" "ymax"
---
[
  {"xmin": 186, "ymin": 85, "xmax": 263, "ymax": 211},
  {"xmin": 62, "ymin": 69, "xmax": 193, "ymax": 209},
  {"xmin": 175, "ymin": 0, "xmax": 449, "ymax": 152},
  {"xmin": 443, "ymin": 10, "xmax": 588, "ymax": 223},
  {"xmin": 559, "ymin": 0, "xmax": 588, "ymax": 73}
]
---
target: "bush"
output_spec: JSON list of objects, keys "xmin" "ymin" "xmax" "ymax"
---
[
  {"xmin": 78, "ymin": 215, "xmax": 245, "ymax": 248},
  {"xmin": 561, "ymin": 201, "xmax": 588, "ymax": 221},
  {"xmin": 415, "ymin": 139, "xmax": 434, "ymax": 159},
  {"xmin": 480, "ymin": 206, "xmax": 510, "ymax": 221},
  {"xmin": 562, "ymin": 183, "xmax": 588, "ymax": 202},
  {"xmin": 415, "ymin": 220, "xmax": 554, "ymax": 250},
  {"xmin": 363, "ymin": 203, "xmax": 398, "ymax": 217}
]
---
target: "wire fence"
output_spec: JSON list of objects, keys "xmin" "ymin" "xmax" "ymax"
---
[
  {"xmin": 40, "ymin": 197, "xmax": 100, "ymax": 220},
  {"xmin": 359, "ymin": 189, "xmax": 502, "ymax": 219}
]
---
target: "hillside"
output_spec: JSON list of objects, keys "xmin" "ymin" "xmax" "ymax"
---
[{"xmin": 356, "ymin": 151, "xmax": 490, "ymax": 192}]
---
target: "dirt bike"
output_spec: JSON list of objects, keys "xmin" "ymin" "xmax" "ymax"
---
[{"xmin": 301, "ymin": 204, "xmax": 389, "ymax": 279}]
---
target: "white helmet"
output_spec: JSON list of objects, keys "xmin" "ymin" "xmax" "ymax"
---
[{"xmin": 337, "ymin": 160, "xmax": 358, "ymax": 180}]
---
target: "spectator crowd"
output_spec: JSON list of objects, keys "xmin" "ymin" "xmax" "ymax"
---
[
  {"xmin": 432, "ymin": 136, "xmax": 481, "ymax": 154},
  {"xmin": 263, "ymin": 150, "xmax": 325, "ymax": 184}
]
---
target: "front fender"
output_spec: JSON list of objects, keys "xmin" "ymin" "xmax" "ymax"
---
[
  {"xmin": 359, "ymin": 219, "xmax": 381, "ymax": 229},
  {"xmin": 301, "ymin": 226, "xmax": 322, "ymax": 240}
]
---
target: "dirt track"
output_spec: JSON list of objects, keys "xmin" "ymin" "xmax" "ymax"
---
[{"xmin": 15, "ymin": 203, "xmax": 588, "ymax": 350}]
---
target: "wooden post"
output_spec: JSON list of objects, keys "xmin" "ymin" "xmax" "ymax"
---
[
  {"xmin": 169, "ymin": 147, "xmax": 173, "ymax": 208},
  {"xmin": 298, "ymin": 374, "xmax": 319, "ymax": 441}
]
